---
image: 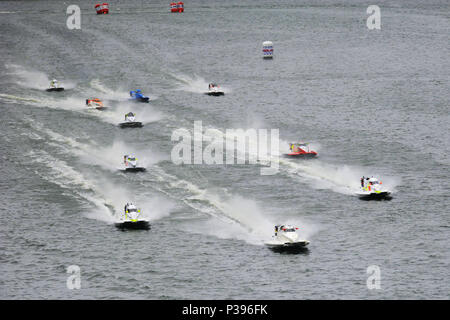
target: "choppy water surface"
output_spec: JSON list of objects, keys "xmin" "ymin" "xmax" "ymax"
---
[{"xmin": 0, "ymin": 0, "xmax": 449, "ymax": 299}]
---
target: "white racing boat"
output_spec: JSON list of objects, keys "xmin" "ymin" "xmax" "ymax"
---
[
  {"xmin": 120, "ymin": 155, "xmax": 146, "ymax": 172},
  {"xmin": 119, "ymin": 112, "xmax": 143, "ymax": 128},
  {"xmin": 46, "ymin": 79, "xmax": 64, "ymax": 92},
  {"xmin": 356, "ymin": 176, "xmax": 392, "ymax": 200},
  {"xmin": 265, "ymin": 225, "xmax": 309, "ymax": 253},
  {"xmin": 205, "ymin": 83, "xmax": 224, "ymax": 96},
  {"xmin": 115, "ymin": 203, "xmax": 150, "ymax": 230}
]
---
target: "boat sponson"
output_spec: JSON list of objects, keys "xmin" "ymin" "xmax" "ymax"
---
[
  {"xmin": 358, "ymin": 192, "xmax": 392, "ymax": 201},
  {"xmin": 205, "ymin": 91, "xmax": 225, "ymax": 96},
  {"xmin": 283, "ymin": 152, "xmax": 317, "ymax": 158},
  {"xmin": 120, "ymin": 122, "xmax": 143, "ymax": 128},
  {"xmin": 123, "ymin": 167, "xmax": 146, "ymax": 172},
  {"xmin": 115, "ymin": 220, "xmax": 150, "ymax": 230}
]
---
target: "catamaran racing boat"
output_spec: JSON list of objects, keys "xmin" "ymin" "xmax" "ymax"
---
[
  {"xmin": 265, "ymin": 225, "xmax": 310, "ymax": 252},
  {"xmin": 86, "ymin": 98, "xmax": 107, "ymax": 110},
  {"xmin": 120, "ymin": 155, "xmax": 146, "ymax": 172},
  {"xmin": 284, "ymin": 143, "xmax": 317, "ymax": 158},
  {"xmin": 115, "ymin": 203, "xmax": 150, "ymax": 230},
  {"xmin": 205, "ymin": 83, "xmax": 224, "ymax": 96},
  {"xmin": 356, "ymin": 176, "xmax": 392, "ymax": 200},
  {"xmin": 129, "ymin": 89, "xmax": 150, "ymax": 103},
  {"xmin": 46, "ymin": 79, "xmax": 64, "ymax": 92},
  {"xmin": 119, "ymin": 112, "xmax": 143, "ymax": 128}
]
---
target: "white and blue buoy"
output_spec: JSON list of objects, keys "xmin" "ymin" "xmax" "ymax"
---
[{"xmin": 262, "ymin": 41, "xmax": 274, "ymax": 59}]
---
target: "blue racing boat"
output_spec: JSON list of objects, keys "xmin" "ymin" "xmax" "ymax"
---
[{"xmin": 129, "ymin": 89, "xmax": 149, "ymax": 103}]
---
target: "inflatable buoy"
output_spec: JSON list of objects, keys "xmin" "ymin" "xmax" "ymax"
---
[
  {"xmin": 95, "ymin": 4, "xmax": 102, "ymax": 14},
  {"xmin": 102, "ymin": 3, "xmax": 109, "ymax": 14},
  {"xmin": 177, "ymin": 1, "xmax": 184, "ymax": 12},
  {"xmin": 262, "ymin": 41, "xmax": 274, "ymax": 59},
  {"xmin": 170, "ymin": 2, "xmax": 178, "ymax": 12},
  {"xmin": 95, "ymin": 3, "xmax": 109, "ymax": 14}
]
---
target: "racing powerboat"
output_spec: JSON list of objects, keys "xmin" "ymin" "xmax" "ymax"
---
[
  {"xmin": 120, "ymin": 155, "xmax": 146, "ymax": 172},
  {"xmin": 205, "ymin": 83, "xmax": 224, "ymax": 96},
  {"xmin": 46, "ymin": 79, "xmax": 64, "ymax": 92},
  {"xmin": 129, "ymin": 89, "xmax": 149, "ymax": 103},
  {"xmin": 265, "ymin": 225, "xmax": 310, "ymax": 253},
  {"xmin": 115, "ymin": 203, "xmax": 150, "ymax": 230},
  {"xmin": 284, "ymin": 143, "xmax": 317, "ymax": 158},
  {"xmin": 86, "ymin": 98, "xmax": 107, "ymax": 110},
  {"xmin": 119, "ymin": 112, "xmax": 143, "ymax": 128},
  {"xmin": 356, "ymin": 176, "xmax": 392, "ymax": 200}
]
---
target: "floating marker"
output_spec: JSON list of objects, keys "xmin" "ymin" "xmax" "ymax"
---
[
  {"xmin": 177, "ymin": 2, "xmax": 184, "ymax": 12},
  {"xmin": 171, "ymin": 2, "xmax": 184, "ymax": 13},
  {"xmin": 95, "ymin": 3, "xmax": 109, "ymax": 14},
  {"xmin": 262, "ymin": 41, "xmax": 274, "ymax": 59}
]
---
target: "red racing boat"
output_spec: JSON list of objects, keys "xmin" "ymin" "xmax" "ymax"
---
[
  {"xmin": 86, "ymin": 98, "xmax": 107, "ymax": 110},
  {"xmin": 284, "ymin": 143, "xmax": 317, "ymax": 158}
]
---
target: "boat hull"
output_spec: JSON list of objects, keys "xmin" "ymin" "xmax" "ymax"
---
[
  {"xmin": 121, "ymin": 167, "xmax": 146, "ymax": 173},
  {"xmin": 205, "ymin": 91, "xmax": 224, "ymax": 96},
  {"xmin": 266, "ymin": 241, "xmax": 310, "ymax": 253},
  {"xmin": 357, "ymin": 191, "xmax": 392, "ymax": 201},
  {"xmin": 283, "ymin": 152, "xmax": 317, "ymax": 158},
  {"xmin": 115, "ymin": 220, "xmax": 150, "ymax": 230},
  {"xmin": 131, "ymin": 97, "xmax": 149, "ymax": 103},
  {"xmin": 46, "ymin": 87, "xmax": 64, "ymax": 92},
  {"xmin": 119, "ymin": 122, "xmax": 143, "ymax": 128}
]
